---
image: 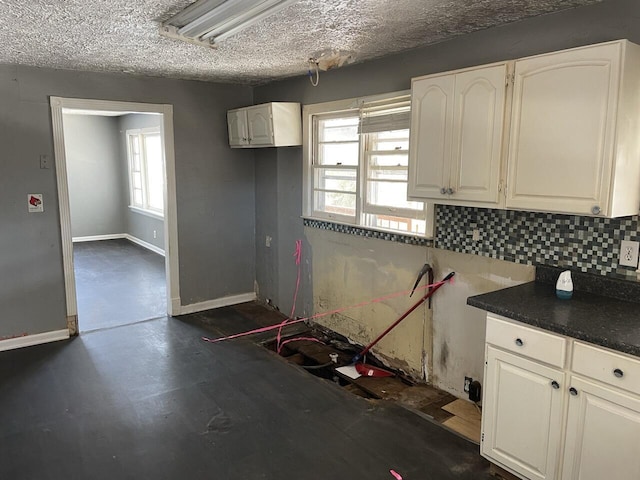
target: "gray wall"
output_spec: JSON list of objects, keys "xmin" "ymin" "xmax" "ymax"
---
[
  {"xmin": 0, "ymin": 65, "xmax": 254, "ymax": 338},
  {"xmin": 63, "ymin": 114, "xmax": 125, "ymax": 239},
  {"xmin": 118, "ymin": 113, "xmax": 165, "ymax": 250},
  {"xmin": 252, "ymin": 0, "xmax": 640, "ymax": 319},
  {"xmin": 250, "ymin": 0, "xmax": 640, "ymax": 394}
]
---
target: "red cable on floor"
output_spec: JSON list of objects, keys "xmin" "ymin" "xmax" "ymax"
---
[{"xmin": 201, "ymin": 279, "xmax": 448, "ymax": 345}]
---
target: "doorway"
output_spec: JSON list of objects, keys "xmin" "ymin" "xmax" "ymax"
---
[{"xmin": 51, "ymin": 97, "xmax": 180, "ymax": 335}]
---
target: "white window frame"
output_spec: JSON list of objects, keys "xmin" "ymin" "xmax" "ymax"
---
[
  {"xmin": 126, "ymin": 127, "xmax": 164, "ymax": 219},
  {"xmin": 303, "ymin": 94, "xmax": 434, "ymax": 238}
]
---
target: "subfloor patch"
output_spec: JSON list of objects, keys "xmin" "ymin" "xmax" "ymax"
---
[{"xmin": 228, "ymin": 302, "xmax": 482, "ymax": 444}]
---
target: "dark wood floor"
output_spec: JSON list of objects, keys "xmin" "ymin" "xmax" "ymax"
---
[
  {"xmin": 0, "ymin": 309, "xmax": 492, "ymax": 479},
  {"xmin": 73, "ymin": 239, "xmax": 166, "ymax": 332}
]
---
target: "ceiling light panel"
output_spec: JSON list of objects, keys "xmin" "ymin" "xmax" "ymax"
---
[{"xmin": 162, "ymin": 0, "xmax": 298, "ymax": 46}]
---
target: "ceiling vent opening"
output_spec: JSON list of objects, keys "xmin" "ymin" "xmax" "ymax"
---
[{"xmin": 160, "ymin": 0, "xmax": 299, "ymax": 47}]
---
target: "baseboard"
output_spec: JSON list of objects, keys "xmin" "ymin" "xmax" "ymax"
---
[
  {"xmin": 72, "ymin": 233, "xmax": 126, "ymax": 242},
  {"xmin": 177, "ymin": 292, "xmax": 257, "ymax": 315},
  {"xmin": 125, "ymin": 234, "xmax": 165, "ymax": 257},
  {"xmin": 71, "ymin": 233, "xmax": 164, "ymax": 256},
  {"xmin": 0, "ymin": 329, "xmax": 70, "ymax": 352}
]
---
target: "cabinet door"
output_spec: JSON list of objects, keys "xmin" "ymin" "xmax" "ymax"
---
[
  {"xmin": 450, "ymin": 64, "xmax": 507, "ymax": 203},
  {"xmin": 247, "ymin": 104, "xmax": 274, "ymax": 146},
  {"xmin": 506, "ymin": 42, "xmax": 621, "ymax": 215},
  {"xmin": 227, "ymin": 110, "xmax": 248, "ymax": 147},
  {"xmin": 408, "ymin": 74, "xmax": 454, "ymax": 199},
  {"xmin": 483, "ymin": 346, "xmax": 565, "ymax": 480},
  {"xmin": 562, "ymin": 376, "xmax": 640, "ymax": 480}
]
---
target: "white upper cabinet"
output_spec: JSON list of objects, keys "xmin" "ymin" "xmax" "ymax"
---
[
  {"xmin": 408, "ymin": 63, "xmax": 508, "ymax": 205},
  {"xmin": 506, "ymin": 40, "xmax": 640, "ymax": 217},
  {"xmin": 227, "ymin": 102, "xmax": 301, "ymax": 148}
]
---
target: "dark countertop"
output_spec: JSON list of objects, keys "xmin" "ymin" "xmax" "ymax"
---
[{"xmin": 467, "ymin": 276, "xmax": 640, "ymax": 358}]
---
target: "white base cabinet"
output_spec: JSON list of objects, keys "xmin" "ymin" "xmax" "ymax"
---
[
  {"xmin": 227, "ymin": 102, "xmax": 301, "ymax": 148},
  {"xmin": 482, "ymin": 314, "xmax": 640, "ymax": 480}
]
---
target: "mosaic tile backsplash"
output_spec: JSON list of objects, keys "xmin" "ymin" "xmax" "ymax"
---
[
  {"xmin": 436, "ymin": 205, "xmax": 639, "ymax": 276},
  {"xmin": 303, "ymin": 207, "xmax": 640, "ymax": 277}
]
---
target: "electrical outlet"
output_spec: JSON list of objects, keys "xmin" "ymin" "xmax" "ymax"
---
[
  {"xmin": 265, "ymin": 235, "xmax": 272, "ymax": 247},
  {"xmin": 153, "ymin": 230, "xmax": 157, "ymax": 239},
  {"xmin": 619, "ymin": 240, "xmax": 639, "ymax": 267},
  {"xmin": 472, "ymin": 229, "xmax": 480, "ymax": 241},
  {"xmin": 464, "ymin": 376, "xmax": 472, "ymax": 393}
]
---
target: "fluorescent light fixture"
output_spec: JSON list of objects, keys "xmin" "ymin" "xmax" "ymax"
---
[{"xmin": 161, "ymin": 0, "xmax": 298, "ymax": 46}]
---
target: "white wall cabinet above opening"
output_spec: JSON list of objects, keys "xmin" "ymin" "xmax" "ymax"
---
[
  {"xmin": 408, "ymin": 62, "xmax": 509, "ymax": 207},
  {"xmin": 506, "ymin": 40, "xmax": 640, "ymax": 217},
  {"xmin": 227, "ymin": 102, "xmax": 301, "ymax": 148}
]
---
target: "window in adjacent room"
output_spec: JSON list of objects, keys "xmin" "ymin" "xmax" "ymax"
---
[
  {"xmin": 127, "ymin": 127, "xmax": 164, "ymax": 217},
  {"xmin": 304, "ymin": 94, "xmax": 429, "ymax": 236}
]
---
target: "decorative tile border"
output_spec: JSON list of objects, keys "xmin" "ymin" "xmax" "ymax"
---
[
  {"xmin": 303, "ymin": 218, "xmax": 433, "ymax": 246},
  {"xmin": 436, "ymin": 205, "xmax": 640, "ymax": 277}
]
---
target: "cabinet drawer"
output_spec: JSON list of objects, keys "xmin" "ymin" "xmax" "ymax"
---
[
  {"xmin": 486, "ymin": 315, "xmax": 567, "ymax": 368},
  {"xmin": 572, "ymin": 342, "xmax": 640, "ymax": 395}
]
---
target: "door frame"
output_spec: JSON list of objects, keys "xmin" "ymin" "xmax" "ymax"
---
[{"xmin": 50, "ymin": 96, "xmax": 181, "ymax": 333}]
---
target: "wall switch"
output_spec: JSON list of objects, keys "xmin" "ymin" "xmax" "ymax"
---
[
  {"xmin": 265, "ymin": 235, "xmax": 272, "ymax": 247},
  {"xmin": 619, "ymin": 240, "xmax": 639, "ymax": 267},
  {"xmin": 40, "ymin": 155, "xmax": 50, "ymax": 169}
]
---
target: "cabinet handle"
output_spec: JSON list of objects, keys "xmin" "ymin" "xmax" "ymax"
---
[
  {"xmin": 515, "ymin": 338, "xmax": 523, "ymax": 347},
  {"xmin": 440, "ymin": 187, "xmax": 447, "ymax": 195},
  {"xmin": 613, "ymin": 368, "xmax": 624, "ymax": 378},
  {"xmin": 551, "ymin": 380, "xmax": 560, "ymax": 389},
  {"xmin": 447, "ymin": 187, "xmax": 455, "ymax": 195},
  {"xmin": 591, "ymin": 205, "xmax": 601, "ymax": 215},
  {"xmin": 569, "ymin": 387, "xmax": 578, "ymax": 396}
]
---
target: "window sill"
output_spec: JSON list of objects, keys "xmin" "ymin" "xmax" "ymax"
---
[
  {"xmin": 302, "ymin": 216, "xmax": 433, "ymax": 245},
  {"xmin": 129, "ymin": 206, "xmax": 164, "ymax": 221}
]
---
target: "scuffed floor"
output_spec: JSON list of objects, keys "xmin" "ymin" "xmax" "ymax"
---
[{"xmin": 0, "ymin": 310, "xmax": 491, "ymax": 479}]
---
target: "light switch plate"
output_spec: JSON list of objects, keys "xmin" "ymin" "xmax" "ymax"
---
[{"xmin": 619, "ymin": 240, "xmax": 639, "ymax": 267}]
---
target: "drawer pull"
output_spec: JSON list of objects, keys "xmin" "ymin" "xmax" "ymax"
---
[
  {"xmin": 569, "ymin": 387, "xmax": 578, "ymax": 396},
  {"xmin": 613, "ymin": 368, "xmax": 624, "ymax": 378},
  {"xmin": 515, "ymin": 338, "xmax": 524, "ymax": 347},
  {"xmin": 551, "ymin": 380, "xmax": 560, "ymax": 389}
]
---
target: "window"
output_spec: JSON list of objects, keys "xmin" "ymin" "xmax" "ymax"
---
[
  {"xmin": 304, "ymin": 94, "xmax": 429, "ymax": 236},
  {"xmin": 127, "ymin": 128, "xmax": 164, "ymax": 217}
]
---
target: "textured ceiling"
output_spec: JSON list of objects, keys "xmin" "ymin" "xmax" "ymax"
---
[{"xmin": 0, "ymin": 0, "xmax": 602, "ymax": 85}]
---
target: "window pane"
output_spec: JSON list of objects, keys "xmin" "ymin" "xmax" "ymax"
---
[
  {"xmin": 368, "ymin": 168, "xmax": 407, "ymax": 181},
  {"xmin": 133, "ymin": 189, "xmax": 143, "ymax": 206},
  {"xmin": 144, "ymin": 134, "xmax": 164, "ymax": 212},
  {"xmin": 318, "ymin": 117, "xmax": 359, "ymax": 142},
  {"xmin": 132, "ymin": 172, "xmax": 143, "ymax": 189},
  {"xmin": 368, "ymin": 153, "xmax": 408, "ymax": 167},
  {"xmin": 314, "ymin": 191, "xmax": 356, "ymax": 217},
  {"xmin": 366, "ymin": 180, "xmax": 423, "ymax": 210},
  {"xmin": 318, "ymin": 143, "xmax": 359, "ymax": 166},
  {"xmin": 372, "ymin": 140, "xmax": 409, "ymax": 151},
  {"xmin": 364, "ymin": 213, "xmax": 426, "ymax": 235},
  {"xmin": 132, "ymin": 153, "xmax": 141, "ymax": 171},
  {"xmin": 130, "ymin": 135, "xmax": 140, "ymax": 155},
  {"xmin": 316, "ymin": 168, "xmax": 357, "ymax": 192}
]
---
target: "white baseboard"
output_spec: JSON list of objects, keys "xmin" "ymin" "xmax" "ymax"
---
[
  {"xmin": 177, "ymin": 292, "xmax": 257, "ymax": 315},
  {"xmin": 71, "ymin": 233, "xmax": 165, "ymax": 256},
  {"xmin": 72, "ymin": 233, "xmax": 126, "ymax": 242},
  {"xmin": 0, "ymin": 329, "xmax": 70, "ymax": 352},
  {"xmin": 125, "ymin": 234, "xmax": 165, "ymax": 257}
]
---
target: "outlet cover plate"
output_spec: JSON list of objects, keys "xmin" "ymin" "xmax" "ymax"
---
[{"xmin": 619, "ymin": 240, "xmax": 639, "ymax": 267}]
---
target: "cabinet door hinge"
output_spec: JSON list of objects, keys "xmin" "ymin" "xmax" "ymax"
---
[
  {"xmin": 481, "ymin": 432, "xmax": 484, "ymax": 442},
  {"xmin": 506, "ymin": 73, "xmax": 515, "ymax": 86}
]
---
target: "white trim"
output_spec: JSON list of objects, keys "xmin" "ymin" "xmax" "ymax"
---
[
  {"xmin": 125, "ymin": 234, "xmax": 165, "ymax": 257},
  {"xmin": 128, "ymin": 205, "xmax": 164, "ymax": 220},
  {"xmin": 71, "ymin": 233, "xmax": 164, "ymax": 256},
  {"xmin": 72, "ymin": 234, "xmax": 127, "ymax": 242},
  {"xmin": 177, "ymin": 292, "xmax": 257, "ymax": 315},
  {"xmin": 0, "ymin": 329, "xmax": 70, "ymax": 352},
  {"xmin": 50, "ymin": 97, "xmax": 181, "ymax": 326}
]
